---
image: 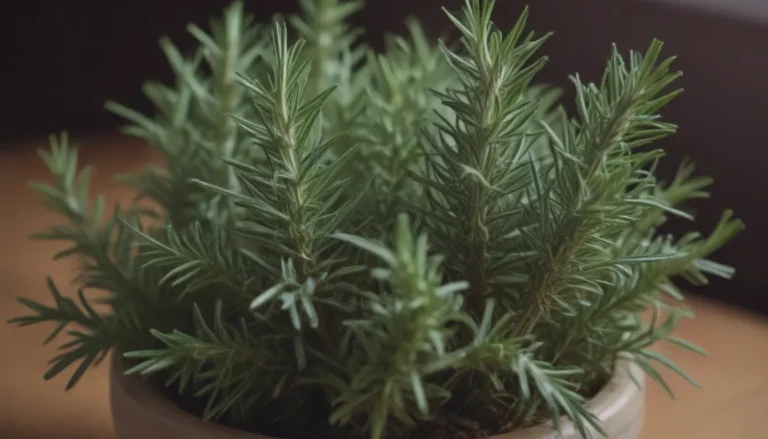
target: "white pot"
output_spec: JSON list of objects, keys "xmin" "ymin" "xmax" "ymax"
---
[{"xmin": 110, "ymin": 355, "xmax": 644, "ymax": 439}]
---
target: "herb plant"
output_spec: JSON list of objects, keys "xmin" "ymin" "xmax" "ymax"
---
[{"xmin": 10, "ymin": 1, "xmax": 743, "ymax": 438}]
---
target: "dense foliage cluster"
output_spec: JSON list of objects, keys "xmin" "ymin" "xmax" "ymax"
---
[{"xmin": 10, "ymin": 1, "xmax": 742, "ymax": 438}]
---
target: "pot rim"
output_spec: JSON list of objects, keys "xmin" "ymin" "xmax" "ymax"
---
[{"xmin": 110, "ymin": 353, "xmax": 643, "ymax": 439}]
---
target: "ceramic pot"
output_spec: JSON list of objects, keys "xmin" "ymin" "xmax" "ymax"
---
[{"xmin": 110, "ymin": 355, "xmax": 644, "ymax": 439}]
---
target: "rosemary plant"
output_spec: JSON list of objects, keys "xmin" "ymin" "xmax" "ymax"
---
[{"xmin": 10, "ymin": 1, "xmax": 743, "ymax": 438}]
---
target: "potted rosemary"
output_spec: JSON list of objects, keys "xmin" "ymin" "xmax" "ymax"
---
[{"xmin": 9, "ymin": 1, "xmax": 743, "ymax": 438}]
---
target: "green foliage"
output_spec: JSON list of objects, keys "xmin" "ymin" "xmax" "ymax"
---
[{"xmin": 9, "ymin": 1, "xmax": 743, "ymax": 438}]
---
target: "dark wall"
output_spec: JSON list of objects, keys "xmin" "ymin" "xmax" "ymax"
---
[
  {"xmin": 1, "ymin": 1, "xmax": 296, "ymax": 142},
  {"xmin": 3, "ymin": 0, "xmax": 765, "ymax": 314},
  {"xmin": 0, "ymin": 0, "xmax": 427, "ymax": 142}
]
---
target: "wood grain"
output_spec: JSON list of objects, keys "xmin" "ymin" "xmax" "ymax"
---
[{"xmin": 1, "ymin": 135, "xmax": 766, "ymax": 439}]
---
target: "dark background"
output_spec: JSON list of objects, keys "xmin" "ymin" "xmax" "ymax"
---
[{"xmin": 2, "ymin": 0, "xmax": 766, "ymax": 314}]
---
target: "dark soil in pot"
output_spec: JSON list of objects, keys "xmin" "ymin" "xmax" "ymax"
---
[{"xmin": 137, "ymin": 361, "xmax": 612, "ymax": 439}]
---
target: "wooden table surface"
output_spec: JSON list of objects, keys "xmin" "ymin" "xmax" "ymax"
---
[{"xmin": 1, "ymin": 135, "xmax": 767, "ymax": 439}]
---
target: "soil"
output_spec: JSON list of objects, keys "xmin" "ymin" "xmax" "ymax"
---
[
  {"xmin": 408, "ymin": 426, "xmax": 496, "ymax": 439},
  {"xmin": 146, "ymin": 366, "xmax": 612, "ymax": 439},
  {"xmin": 155, "ymin": 381, "xmax": 538, "ymax": 439}
]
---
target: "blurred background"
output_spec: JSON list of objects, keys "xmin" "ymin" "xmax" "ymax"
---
[{"xmin": 1, "ymin": 0, "xmax": 767, "ymax": 438}]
